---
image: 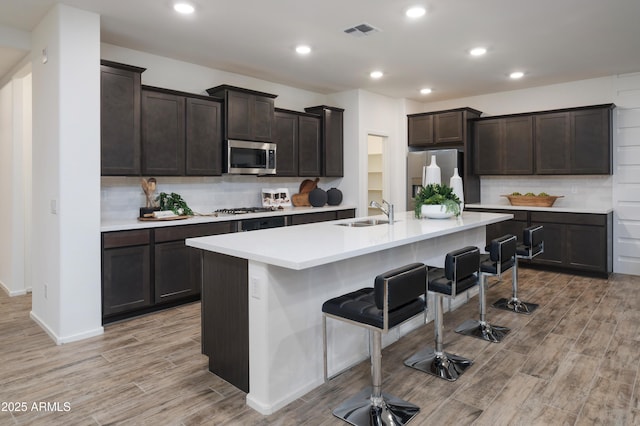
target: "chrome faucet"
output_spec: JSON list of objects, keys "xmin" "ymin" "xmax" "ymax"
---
[{"xmin": 369, "ymin": 200, "xmax": 394, "ymax": 223}]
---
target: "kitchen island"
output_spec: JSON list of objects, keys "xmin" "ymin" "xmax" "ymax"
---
[{"xmin": 186, "ymin": 210, "xmax": 512, "ymax": 414}]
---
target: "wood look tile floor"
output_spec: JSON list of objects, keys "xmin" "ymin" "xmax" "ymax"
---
[{"xmin": 2, "ymin": 269, "xmax": 640, "ymax": 425}]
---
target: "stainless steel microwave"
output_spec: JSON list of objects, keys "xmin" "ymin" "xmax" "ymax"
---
[{"xmin": 225, "ymin": 140, "xmax": 276, "ymax": 175}]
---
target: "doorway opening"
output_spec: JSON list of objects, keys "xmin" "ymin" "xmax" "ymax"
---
[{"xmin": 367, "ymin": 135, "xmax": 386, "ymax": 215}]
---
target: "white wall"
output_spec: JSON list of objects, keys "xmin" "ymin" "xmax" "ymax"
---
[
  {"xmin": 30, "ymin": 4, "xmax": 103, "ymax": 344},
  {"xmin": 0, "ymin": 80, "xmax": 13, "ymax": 294}
]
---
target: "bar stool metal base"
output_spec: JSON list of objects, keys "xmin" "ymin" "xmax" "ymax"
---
[
  {"xmin": 404, "ymin": 347, "xmax": 473, "ymax": 381},
  {"xmin": 455, "ymin": 319, "xmax": 510, "ymax": 343},
  {"xmin": 332, "ymin": 387, "xmax": 420, "ymax": 426},
  {"xmin": 492, "ymin": 297, "xmax": 539, "ymax": 314}
]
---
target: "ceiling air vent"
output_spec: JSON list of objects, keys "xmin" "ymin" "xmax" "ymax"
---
[{"xmin": 344, "ymin": 23, "xmax": 381, "ymax": 37}]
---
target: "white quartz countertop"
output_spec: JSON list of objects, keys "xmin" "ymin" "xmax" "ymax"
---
[
  {"xmin": 101, "ymin": 205, "xmax": 356, "ymax": 232},
  {"xmin": 186, "ymin": 210, "xmax": 512, "ymax": 270},
  {"xmin": 465, "ymin": 203, "xmax": 613, "ymax": 214}
]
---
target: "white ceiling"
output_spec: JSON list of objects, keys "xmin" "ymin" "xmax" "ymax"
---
[{"xmin": 1, "ymin": 0, "xmax": 640, "ymax": 102}]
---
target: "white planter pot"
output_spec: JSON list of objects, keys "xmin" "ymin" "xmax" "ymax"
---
[{"xmin": 421, "ymin": 204, "xmax": 455, "ymax": 219}]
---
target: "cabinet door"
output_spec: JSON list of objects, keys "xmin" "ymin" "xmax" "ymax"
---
[
  {"xmin": 323, "ymin": 108, "xmax": 344, "ymax": 177},
  {"xmin": 273, "ymin": 111, "xmax": 298, "ymax": 176},
  {"xmin": 252, "ymin": 95, "xmax": 275, "ymax": 142},
  {"xmin": 503, "ymin": 116, "xmax": 534, "ymax": 174},
  {"xmin": 571, "ymin": 108, "xmax": 611, "ymax": 174},
  {"xmin": 530, "ymin": 222, "xmax": 565, "ymax": 267},
  {"xmin": 535, "ymin": 112, "xmax": 571, "ymax": 174},
  {"xmin": 226, "ymin": 90, "xmax": 252, "ymax": 140},
  {"xmin": 435, "ymin": 111, "xmax": 463, "ymax": 144},
  {"xmin": 474, "ymin": 119, "xmax": 502, "ymax": 174},
  {"xmin": 408, "ymin": 115, "xmax": 434, "ymax": 146},
  {"xmin": 186, "ymin": 97, "xmax": 222, "ymax": 176},
  {"xmin": 141, "ymin": 90, "xmax": 185, "ymax": 175},
  {"xmin": 102, "ymin": 245, "xmax": 151, "ymax": 316},
  {"xmin": 154, "ymin": 241, "xmax": 200, "ymax": 303},
  {"xmin": 298, "ymin": 115, "xmax": 322, "ymax": 176},
  {"xmin": 567, "ymin": 224, "xmax": 607, "ymax": 272},
  {"xmin": 100, "ymin": 65, "xmax": 141, "ymax": 175}
]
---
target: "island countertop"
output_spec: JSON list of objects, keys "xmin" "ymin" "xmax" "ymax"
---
[{"xmin": 186, "ymin": 210, "xmax": 512, "ymax": 270}]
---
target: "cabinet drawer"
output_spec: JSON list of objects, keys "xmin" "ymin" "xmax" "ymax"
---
[
  {"xmin": 155, "ymin": 222, "xmax": 235, "ymax": 243},
  {"xmin": 103, "ymin": 229, "xmax": 151, "ymax": 249},
  {"xmin": 530, "ymin": 212, "xmax": 606, "ymax": 226},
  {"xmin": 466, "ymin": 208, "xmax": 528, "ymax": 222},
  {"xmin": 336, "ymin": 209, "xmax": 356, "ymax": 220},
  {"xmin": 290, "ymin": 211, "xmax": 337, "ymax": 225}
]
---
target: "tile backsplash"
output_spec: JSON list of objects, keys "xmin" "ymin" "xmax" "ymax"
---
[
  {"xmin": 101, "ymin": 175, "xmax": 342, "ymax": 220},
  {"xmin": 480, "ymin": 175, "xmax": 613, "ymax": 208}
]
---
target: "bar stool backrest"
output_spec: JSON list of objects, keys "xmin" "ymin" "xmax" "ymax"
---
[
  {"xmin": 374, "ymin": 262, "xmax": 427, "ymax": 312},
  {"xmin": 488, "ymin": 234, "xmax": 517, "ymax": 274},
  {"xmin": 523, "ymin": 225, "xmax": 544, "ymax": 257},
  {"xmin": 444, "ymin": 246, "xmax": 480, "ymax": 296}
]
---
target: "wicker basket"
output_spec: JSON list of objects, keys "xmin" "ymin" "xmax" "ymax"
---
[{"xmin": 502, "ymin": 194, "xmax": 563, "ymax": 207}]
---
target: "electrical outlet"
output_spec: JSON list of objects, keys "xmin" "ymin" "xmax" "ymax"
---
[
  {"xmin": 44, "ymin": 284, "xmax": 48, "ymax": 299},
  {"xmin": 50, "ymin": 199, "xmax": 57, "ymax": 214},
  {"xmin": 250, "ymin": 277, "xmax": 261, "ymax": 300}
]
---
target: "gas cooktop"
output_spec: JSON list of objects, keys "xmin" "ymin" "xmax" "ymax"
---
[{"xmin": 214, "ymin": 206, "xmax": 280, "ymax": 215}]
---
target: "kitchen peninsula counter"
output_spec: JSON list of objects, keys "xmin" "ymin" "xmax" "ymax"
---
[{"xmin": 186, "ymin": 210, "xmax": 512, "ymax": 415}]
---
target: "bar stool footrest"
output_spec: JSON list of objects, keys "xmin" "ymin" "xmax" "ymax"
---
[
  {"xmin": 404, "ymin": 347, "xmax": 473, "ymax": 381},
  {"xmin": 492, "ymin": 297, "xmax": 539, "ymax": 315},
  {"xmin": 332, "ymin": 387, "xmax": 420, "ymax": 426},
  {"xmin": 455, "ymin": 319, "xmax": 510, "ymax": 343}
]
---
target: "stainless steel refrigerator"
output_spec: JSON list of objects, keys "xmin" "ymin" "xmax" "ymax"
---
[{"xmin": 407, "ymin": 149, "xmax": 464, "ymax": 211}]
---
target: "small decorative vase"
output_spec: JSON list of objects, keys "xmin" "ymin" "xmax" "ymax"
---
[
  {"xmin": 308, "ymin": 188, "xmax": 328, "ymax": 207},
  {"xmin": 326, "ymin": 188, "xmax": 343, "ymax": 205},
  {"xmin": 449, "ymin": 167, "xmax": 464, "ymax": 213},
  {"xmin": 423, "ymin": 155, "xmax": 441, "ymax": 186}
]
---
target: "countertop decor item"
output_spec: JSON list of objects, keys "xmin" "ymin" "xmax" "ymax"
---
[
  {"xmin": 422, "ymin": 155, "xmax": 441, "ymax": 186},
  {"xmin": 156, "ymin": 192, "xmax": 194, "ymax": 216},
  {"xmin": 327, "ymin": 187, "xmax": 343, "ymax": 205},
  {"xmin": 308, "ymin": 187, "xmax": 328, "ymax": 207},
  {"xmin": 502, "ymin": 192, "xmax": 564, "ymax": 207},
  {"xmin": 414, "ymin": 183, "xmax": 461, "ymax": 218},
  {"xmin": 292, "ymin": 178, "xmax": 320, "ymax": 206},
  {"xmin": 449, "ymin": 167, "xmax": 464, "ymax": 213}
]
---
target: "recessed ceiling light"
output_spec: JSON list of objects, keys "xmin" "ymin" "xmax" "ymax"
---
[
  {"xmin": 295, "ymin": 45, "xmax": 311, "ymax": 55},
  {"xmin": 174, "ymin": 2, "xmax": 195, "ymax": 14},
  {"xmin": 470, "ymin": 47, "xmax": 487, "ymax": 56},
  {"xmin": 420, "ymin": 88, "xmax": 432, "ymax": 95},
  {"xmin": 370, "ymin": 70, "xmax": 384, "ymax": 79},
  {"xmin": 510, "ymin": 71, "xmax": 525, "ymax": 79},
  {"xmin": 406, "ymin": 6, "xmax": 426, "ymax": 18}
]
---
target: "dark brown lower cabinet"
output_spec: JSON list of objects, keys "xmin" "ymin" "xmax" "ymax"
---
[
  {"xmin": 102, "ymin": 230, "xmax": 152, "ymax": 317},
  {"xmin": 467, "ymin": 208, "xmax": 612, "ymax": 277},
  {"xmin": 154, "ymin": 241, "xmax": 201, "ymax": 303}
]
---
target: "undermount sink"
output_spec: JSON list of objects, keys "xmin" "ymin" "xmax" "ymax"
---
[{"xmin": 336, "ymin": 219, "xmax": 391, "ymax": 227}]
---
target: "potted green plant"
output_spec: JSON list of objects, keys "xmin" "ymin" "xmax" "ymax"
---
[
  {"xmin": 156, "ymin": 192, "xmax": 194, "ymax": 216},
  {"xmin": 414, "ymin": 183, "xmax": 461, "ymax": 218}
]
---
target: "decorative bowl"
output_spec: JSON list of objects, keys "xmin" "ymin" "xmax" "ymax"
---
[
  {"xmin": 502, "ymin": 194, "xmax": 564, "ymax": 207},
  {"xmin": 421, "ymin": 204, "xmax": 455, "ymax": 219}
]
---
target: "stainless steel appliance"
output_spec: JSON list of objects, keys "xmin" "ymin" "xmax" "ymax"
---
[
  {"xmin": 214, "ymin": 206, "xmax": 285, "ymax": 231},
  {"xmin": 225, "ymin": 140, "xmax": 276, "ymax": 175},
  {"xmin": 407, "ymin": 149, "xmax": 464, "ymax": 211}
]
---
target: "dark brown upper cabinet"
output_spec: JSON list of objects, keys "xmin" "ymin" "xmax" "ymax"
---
[
  {"xmin": 408, "ymin": 108, "xmax": 481, "ymax": 148},
  {"xmin": 298, "ymin": 114, "xmax": 322, "ymax": 177},
  {"xmin": 535, "ymin": 105, "xmax": 613, "ymax": 174},
  {"xmin": 273, "ymin": 108, "xmax": 323, "ymax": 177},
  {"xmin": 207, "ymin": 85, "xmax": 277, "ymax": 142},
  {"xmin": 100, "ymin": 61, "xmax": 145, "ymax": 176},
  {"xmin": 186, "ymin": 97, "xmax": 222, "ymax": 176},
  {"xmin": 273, "ymin": 109, "xmax": 299, "ymax": 177},
  {"xmin": 304, "ymin": 105, "xmax": 344, "ymax": 177},
  {"xmin": 474, "ymin": 116, "xmax": 533, "ymax": 175},
  {"xmin": 141, "ymin": 89, "xmax": 186, "ymax": 176},
  {"xmin": 141, "ymin": 86, "xmax": 223, "ymax": 176}
]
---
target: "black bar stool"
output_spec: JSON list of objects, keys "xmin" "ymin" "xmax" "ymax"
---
[
  {"xmin": 404, "ymin": 246, "xmax": 479, "ymax": 381},
  {"xmin": 456, "ymin": 235, "xmax": 512, "ymax": 343},
  {"xmin": 492, "ymin": 225, "xmax": 543, "ymax": 314},
  {"xmin": 322, "ymin": 263, "xmax": 427, "ymax": 426}
]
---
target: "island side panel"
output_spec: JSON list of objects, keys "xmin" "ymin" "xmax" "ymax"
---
[
  {"xmin": 202, "ymin": 251, "xmax": 249, "ymax": 392},
  {"xmin": 246, "ymin": 226, "xmax": 485, "ymax": 415}
]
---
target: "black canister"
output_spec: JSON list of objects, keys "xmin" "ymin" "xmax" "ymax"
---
[
  {"xmin": 326, "ymin": 187, "xmax": 343, "ymax": 205},
  {"xmin": 308, "ymin": 188, "xmax": 328, "ymax": 207}
]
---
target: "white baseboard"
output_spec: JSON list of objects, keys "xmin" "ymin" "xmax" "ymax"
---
[
  {"xmin": 29, "ymin": 310, "xmax": 104, "ymax": 345},
  {"xmin": 0, "ymin": 279, "xmax": 28, "ymax": 297}
]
